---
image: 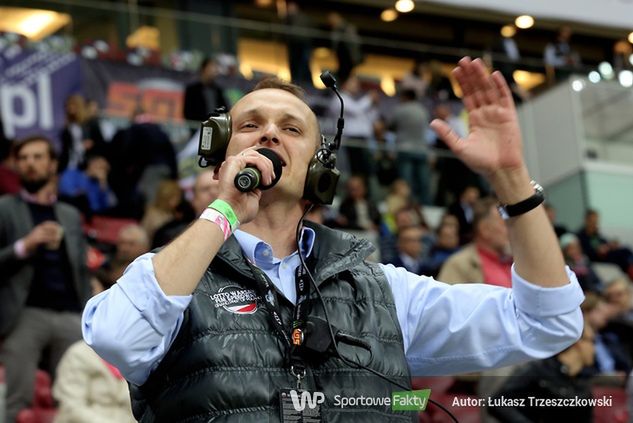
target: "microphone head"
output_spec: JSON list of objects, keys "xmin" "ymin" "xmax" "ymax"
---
[
  {"xmin": 257, "ymin": 148, "xmax": 283, "ymax": 190},
  {"xmin": 320, "ymin": 70, "xmax": 337, "ymax": 88}
]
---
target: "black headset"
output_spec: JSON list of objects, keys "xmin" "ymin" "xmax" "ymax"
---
[{"xmin": 197, "ymin": 71, "xmax": 344, "ymax": 205}]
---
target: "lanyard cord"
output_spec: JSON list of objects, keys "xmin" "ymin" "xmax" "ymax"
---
[{"xmin": 294, "ymin": 205, "xmax": 458, "ymax": 423}]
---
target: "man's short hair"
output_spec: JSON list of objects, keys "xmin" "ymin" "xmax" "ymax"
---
[
  {"xmin": 199, "ymin": 56, "xmax": 216, "ymax": 73},
  {"xmin": 13, "ymin": 135, "xmax": 57, "ymax": 160},
  {"xmin": 252, "ymin": 77, "xmax": 307, "ymax": 102}
]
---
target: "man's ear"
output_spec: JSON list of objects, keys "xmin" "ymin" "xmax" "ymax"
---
[{"xmin": 212, "ymin": 163, "xmax": 221, "ymax": 180}]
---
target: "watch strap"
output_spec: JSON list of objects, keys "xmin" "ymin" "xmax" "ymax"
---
[{"xmin": 498, "ymin": 181, "xmax": 544, "ymax": 219}]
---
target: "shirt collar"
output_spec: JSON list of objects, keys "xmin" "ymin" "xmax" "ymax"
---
[
  {"xmin": 233, "ymin": 227, "xmax": 316, "ymax": 269},
  {"xmin": 20, "ymin": 189, "xmax": 57, "ymax": 206}
]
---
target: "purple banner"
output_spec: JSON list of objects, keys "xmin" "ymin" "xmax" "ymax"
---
[{"xmin": 0, "ymin": 46, "xmax": 80, "ymax": 146}]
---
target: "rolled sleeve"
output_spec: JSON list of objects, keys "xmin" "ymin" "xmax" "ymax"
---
[
  {"xmin": 82, "ymin": 253, "xmax": 192, "ymax": 385},
  {"xmin": 380, "ymin": 262, "xmax": 585, "ymax": 377},
  {"xmin": 117, "ymin": 254, "xmax": 192, "ymax": 335},
  {"xmin": 511, "ymin": 265, "xmax": 585, "ymax": 317}
]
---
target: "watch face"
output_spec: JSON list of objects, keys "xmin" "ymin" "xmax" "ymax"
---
[{"xmin": 531, "ymin": 180, "xmax": 544, "ymax": 194}]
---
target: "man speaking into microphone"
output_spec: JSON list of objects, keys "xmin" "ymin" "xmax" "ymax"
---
[{"xmin": 82, "ymin": 58, "xmax": 583, "ymax": 423}]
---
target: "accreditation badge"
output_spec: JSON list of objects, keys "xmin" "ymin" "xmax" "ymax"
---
[{"xmin": 279, "ymin": 388, "xmax": 323, "ymax": 423}]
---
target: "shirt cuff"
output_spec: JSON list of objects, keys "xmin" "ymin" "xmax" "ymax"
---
[
  {"xmin": 14, "ymin": 239, "xmax": 28, "ymax": 259},
  {"xmin": 511, "ymin": 264, "xmax": 585, "ymax": 317},
  {"xmin": 117, "ymin": 253, "xmax": 193, "ymax": 335}
]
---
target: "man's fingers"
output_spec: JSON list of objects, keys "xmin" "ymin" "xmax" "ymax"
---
[
  {"xmin": 430, "ymin": 119, "xmax": 462, "ymax": 152},
  {"xmin": 491, "ymin": 71, "xmax": 514, "ymax": 108},
  {"xmin": 470, "ymin": 58, "xmax": 498, "ymax": 105}
]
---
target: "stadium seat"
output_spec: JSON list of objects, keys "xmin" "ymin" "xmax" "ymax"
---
[
  {"xmin": 84, "ymin": 215, "xmax": 138, "ymax": 245},
  {"xmin": 592, "ymin": 385, "xmax": 628, "ymax": 423},
  {"xmin": 15, "ymin": 370, "xmax": 57, "ymax": 423}
]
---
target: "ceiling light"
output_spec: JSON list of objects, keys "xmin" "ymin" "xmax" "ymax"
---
[
  {"xmin": 0, "ymin": 8, "xmax": 71, "ymax": 41},
  {"xmin": 571, "ymin": 79, "xmax": 585, "ymax": 92},
  {"xmin": 381, "ymin": 9, "xmax": 398, "ymax": 22},
  {"xmin": 588, "ymin": 71, "xmax": 601, "ymax": 83},
  {"xmin": 514, "ymin": 15, "xmax": 534, "ymax": 29},
  {"xmin": 395, "ymin": 0, "xmax": 415, "ymax": 13},
  {"xmin": 618, "ymin": 70, "xmax": 633, "ymax": 87},
  {"xmin": 598, "ymin": 61, "xmax": 614, "ymax": 79},
  {"xmin": 500, "ymin": 25, "xmax": 516, "ymax": 38},
  {"xmin": 628, "ymin": 31, "xmax": 633, "ymax": 44},
  {"xmin": 629, "ymin": 53, "xmax": 633, "ymax": 66}
]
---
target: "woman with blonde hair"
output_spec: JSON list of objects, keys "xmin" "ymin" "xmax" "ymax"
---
[{"xmin": 141, "ymin": 180, "xmax": 183, "ymax": 241}]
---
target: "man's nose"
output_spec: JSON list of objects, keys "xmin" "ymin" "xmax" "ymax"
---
[{"xmin": 259, "ymin": 123, "xmax": 280, "ymax": 145}]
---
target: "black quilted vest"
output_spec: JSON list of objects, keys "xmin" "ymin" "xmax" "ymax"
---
[{"xmin": 130, "ymin": 223, "xmax": 415, "ymax": 422}]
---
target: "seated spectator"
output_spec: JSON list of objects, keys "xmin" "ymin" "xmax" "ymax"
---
[
  {"xmin": 421, "ymin": 223, "xmax": 460, "ymax": 278},
  {"xmin": 52, "ymin": 276, "xmax": 136, "ymax": 423},
  {"xmin": 387, "ymin": 225, "xmax": 427, "ymax": 274},
  {"xmin": 384, "ymin": 179, "xmax": 416, "ymax": 232},
  {"xmin": 544, "ymin": 203, "xmax": 569, "ymax": 238},
  {"xmin": 98, "ymin": 224, "xmax": 150, "ymax": 287},
  {"xmin": 386, "ymin": 179, "xmax": 415, "ymax": 219},
  {"xmin": 447, "ymin": 184, "xmax": 480, "ymax": 245},
  {"xmin": 438, "ymin": 197, "xmax": 512, "ymax": 287},
  {"xmin": 577, "ymin": 209, "xmax": 633, "ymax": 278},
  {"xmin": 602, "ymin": 277, "xmax": 633, "ymax": 365},
  {"xmin": 560, "ymin": 232, "xmax": 604, "ymax": 293},
  {"xmin": 58, "ymin": 154, "xmax": 117, "ymax": 217},
  {"xmin": 141, "ymin": 180, "xmax": 183, "ymax": 242},
  {"xmin": 585, "ymin": 293, "xmax": 632, "ymax": 375},
  {"xmin": 379, "ymin": 204, "xmax": 431, "ymax": 264},
  {"xmin": 334, "ymin": 176, "xmax": 382, "ymax": 231},
  {"xmin": 152, "ymin": 170, "xmax": 218, "ymax": 248},
  {"xmin": 489, "ymin": 322, "xmax": 595, "ymax": 423},
  {"xmin": 604, "ymin": 277, "xmax": 633, "ymax": 324},
  {"xmin": 437, "ymin": 213, "xmax": 460, "ymax": 233}
]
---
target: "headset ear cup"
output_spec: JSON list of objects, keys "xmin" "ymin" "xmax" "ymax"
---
[
  {"xmin": 198, "ymin": 111, "xmax": 232, "ymax": 165},
  {"xmin": 303, "ymin": 154, "xmax": 340, "ymax": 205}
]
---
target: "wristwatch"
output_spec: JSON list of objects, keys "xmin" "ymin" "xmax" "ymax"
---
[{"xmin": 497, "ymin": 180, "xmax": 545, "ymax": 220}]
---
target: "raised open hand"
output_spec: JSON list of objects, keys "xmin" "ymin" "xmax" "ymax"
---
[{"xmin": 430, "ymin": 57, "xmax": 526, "ymax": 181}]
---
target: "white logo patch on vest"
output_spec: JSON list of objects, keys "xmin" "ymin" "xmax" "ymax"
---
[{"xmin": 211, "ymin": 285, "xmax": 260, "ymax": 314}]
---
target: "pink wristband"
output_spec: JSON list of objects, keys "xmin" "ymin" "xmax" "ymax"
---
[{"xmin": 199, "ymin": 208, "xmax": 233, "ymax": 241}]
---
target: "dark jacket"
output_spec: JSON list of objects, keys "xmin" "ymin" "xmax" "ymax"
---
[
  {"xmin": 489, "ymin": 357, "xmax": 593, "ymax": 423},
  {"xmin": 0, "ymin": 195, "xmax": 90, "ymax": 337},
  {"xmin": 337, "ymin": 197, "xmax": 382, "ymax": 230},
  {"xmin": 130, "ymin": 223, "xmax": 414, "ymax": 422},
  {"xmin": 183, "ymin": 81, "xmax": 228, "ymax": 123},
  {"xmin": 59, "ymin": 118, "xmax": 106, "ymax": 173}
]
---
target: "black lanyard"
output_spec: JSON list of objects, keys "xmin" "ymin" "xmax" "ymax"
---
[{"xmin": 244, "ymin": 258, "xmax": 312, "ymax": 371}]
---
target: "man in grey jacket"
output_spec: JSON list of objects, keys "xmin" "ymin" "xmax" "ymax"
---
[{"xmin": 0, "ymin": 136, "xmax": 89, "ymax": 422}]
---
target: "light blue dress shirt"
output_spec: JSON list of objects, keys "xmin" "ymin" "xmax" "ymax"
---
[{"xmin": 82, "ymin": 228, "xmax": 584, "ymax": 386}]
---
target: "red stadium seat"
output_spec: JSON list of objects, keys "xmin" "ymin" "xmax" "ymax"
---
[
  {"xmin": 16, "ymin": 408, "xmax": 58, "ymax": 423},
  {"xmin": 15, "ymin": 370, "xmax": 57, "ymax": 423},
  {"xmin": 84, "ymin": 215, "xmax": 138, "ymax": 245},
  {"xmin": 592, "ymin": 386, "xmax": 628, "ymax": 423}
]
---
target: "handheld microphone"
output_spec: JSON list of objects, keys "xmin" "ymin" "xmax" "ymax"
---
[{"xmin": 234, "ymin": 148, "xmax": 283, "ymax": 192}]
